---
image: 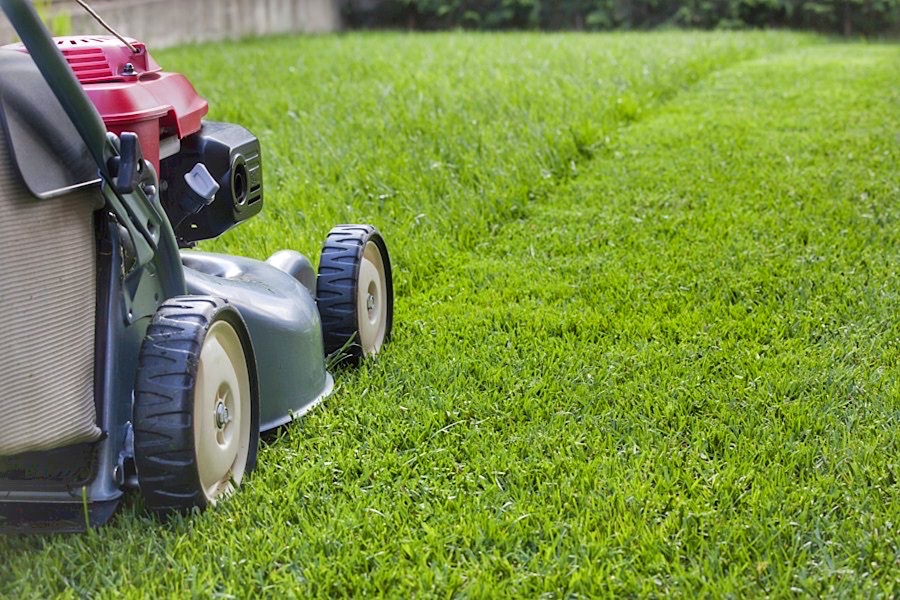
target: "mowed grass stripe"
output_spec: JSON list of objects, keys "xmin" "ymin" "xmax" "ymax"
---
[{"xmin": 0, "ymin": 34, "xmax": 897, "ymax": 597}]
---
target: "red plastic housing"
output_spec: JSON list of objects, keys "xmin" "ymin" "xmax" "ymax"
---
[{"xmin": 4, "ymin": 36, "xmax": 208, "ymax": 172}]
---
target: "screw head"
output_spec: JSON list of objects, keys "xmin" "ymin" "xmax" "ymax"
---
[{"xmin": 215, "ymin": 402, "xmax": 230, "ymax": 429}]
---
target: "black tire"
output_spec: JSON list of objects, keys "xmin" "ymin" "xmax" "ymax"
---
[
  {"xmin": 133, "ymin": 296, "xmax": 260, "ymax": 517},
  {"xmin": 316, "ymin": 225, "xmax": 394, "ymax": 365}
]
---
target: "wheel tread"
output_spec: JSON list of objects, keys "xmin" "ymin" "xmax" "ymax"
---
[{"xmin": 316, "ymin": 225, "xmax": 394, "ymax": 365}]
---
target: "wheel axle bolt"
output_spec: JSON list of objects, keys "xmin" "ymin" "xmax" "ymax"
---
[
  {"xmin": 367, "ymin": 294, "xmax": 375, "ymax": 312},
  {"xmin": 215, "ymin": 402, "xmax": 230, "ymax": 429}
]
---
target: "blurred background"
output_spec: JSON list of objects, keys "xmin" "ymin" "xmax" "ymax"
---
[
  {"xmin": 348, "ymin": 0, "xmax": 899, "ymax": 36},
  {"xmin": 5, "ymin": 0, "xmax": 898, "ymax": 48}
]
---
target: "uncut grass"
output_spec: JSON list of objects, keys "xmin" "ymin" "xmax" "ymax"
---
[
  {"xmin": 2, "ymin": 32, "xmax": 898, "ymax": 596},
  {"xmin": 161, "ymin": 32, "xmax": 813, "ymax": 280}
]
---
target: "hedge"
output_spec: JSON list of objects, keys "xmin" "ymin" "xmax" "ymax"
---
[{"xmin": 345, "ymin": 0, "xmax": 900, "ymax": 35}]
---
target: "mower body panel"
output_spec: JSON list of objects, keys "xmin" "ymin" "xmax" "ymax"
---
[
  {"xmin": 183, "ymin": 252, "xmax": 334, "ymax": 431},
  {"xmin": 81, "ymin": 69, "xmax": 208, "ymax": 173}
]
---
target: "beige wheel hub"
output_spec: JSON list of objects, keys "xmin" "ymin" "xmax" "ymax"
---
[
  {"xmin": 193, "ymin": 320, "xmax": 251, "ymax": 504},
  {"xmin": 357, "ymin": 240, "xmax": 388, "ymax": 356}
]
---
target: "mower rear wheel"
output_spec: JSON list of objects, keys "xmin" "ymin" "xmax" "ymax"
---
[
  {"xmin": 317, "ymin": 225, "xmax": 393, "ymax": 364},
  {"xmin": 133, "ymin": 297, "xmax": 259, "ymax": 517}
]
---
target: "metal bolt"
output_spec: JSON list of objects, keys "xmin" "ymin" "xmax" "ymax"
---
[
  {"xmin": 215, "ymin": 402, "xmax": 230, "ymax": 429},
  {"xmin": 367, "ymin": 294, "xmax": 376, "ymax": 312},
  {"xmin": 123, "ymin": 62, "xmax": 135, "ymax": 76}
]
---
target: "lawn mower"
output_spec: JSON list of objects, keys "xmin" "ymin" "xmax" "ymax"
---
[{"xmin": 0, "ymin": 0, "xmax": 393, "ymax": 532}]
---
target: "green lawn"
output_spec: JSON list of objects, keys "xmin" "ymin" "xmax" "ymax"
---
[{"xmin": 2, "ymin": 31, "xmax": 898, "ymax": 596}]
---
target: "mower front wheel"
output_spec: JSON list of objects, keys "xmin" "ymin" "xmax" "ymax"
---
[
  {"xmin": 317, "ymin": 225, "xmax": 393, "ymax": 364},
  {"xmin": 133, "ymin": 297, "xmax": 259, "ymax": 517}
]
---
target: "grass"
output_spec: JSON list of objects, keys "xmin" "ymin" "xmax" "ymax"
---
[{"xmin": 1, "ymin": 31, "xmax": 898, "ymax": 596}]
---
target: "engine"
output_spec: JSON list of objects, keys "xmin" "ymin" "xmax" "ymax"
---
[
  {"xmin": 4, "ymin": 36, "xmax": 263, "ymax": 246},
  {"xmin": 158, "ymin": 121, "xmax": 263, "ymax": 244}
]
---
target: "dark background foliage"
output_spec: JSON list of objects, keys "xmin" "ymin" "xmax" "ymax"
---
[{"xmin": 344, "ymin": 0, "xmax": 900, "ymax": 35}]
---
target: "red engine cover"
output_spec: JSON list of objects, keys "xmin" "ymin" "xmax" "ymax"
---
[{"xmin": 4, "ymin": 36, "xmax": 208, "ymax": 172}]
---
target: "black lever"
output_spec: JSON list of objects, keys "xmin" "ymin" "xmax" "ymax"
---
[{"xmin": 108, "ymin": 132, "xmax": 143, "ymax": 194}]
